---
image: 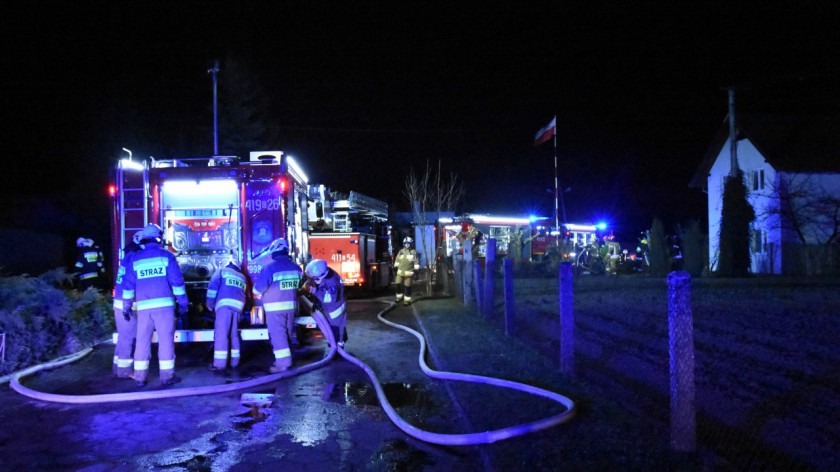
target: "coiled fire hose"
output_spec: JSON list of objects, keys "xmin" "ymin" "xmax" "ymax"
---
[{"xmin": 9, "ymin": 299, "xmax": 575, "ymax": 445}]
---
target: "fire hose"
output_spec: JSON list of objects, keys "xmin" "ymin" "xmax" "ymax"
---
[{"xmin": 8, "ymin": 300, "xmax": 575, "ymax": 445}]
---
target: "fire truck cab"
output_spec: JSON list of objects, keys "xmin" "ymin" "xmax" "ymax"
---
[{"xmin": 110, "ymin": 150, "xmax": 310, "ymax": 340}]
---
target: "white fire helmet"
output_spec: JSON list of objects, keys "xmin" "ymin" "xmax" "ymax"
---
[
  {"xmin": 76, "ymin": 237, "xmax": 92, "ymax": 248},
  {"xmin": 268, "ymin": 238, "xmax": 289, "ymax": 255},
  {"xmin": 403, "ymin": 237, "xmax": 413, "ymax": 245},
  {"xmin": 138, "ymin": 223, "xmax": 163, "ymax": 242},
  {"xmin": 227, "ymin": 259, "xmax": 241, "ymax": 271},
  {"xmin": 132, "ymin": 231, "xmax": 144, "ymax": 245},
  {"xmin": 305, "ymin": 259, "xmax": 329, "ymax": 283}
]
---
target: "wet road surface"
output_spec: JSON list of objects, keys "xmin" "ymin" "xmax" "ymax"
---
[{"xmin": 0, "ymin": 296, "xmax": 685, "ymax": 471}]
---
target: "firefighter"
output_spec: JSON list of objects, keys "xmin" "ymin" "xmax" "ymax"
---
[
  {"xmin": 122, "ymin": 223, "xmax": 188, "ymax": 387},
  {"xmin": 111, "ymin": 231, "xmax": 143, "ymax": 379},
  {"xmin": 252, "ymin": 238, "xmax": 301, "ymax": 373},
  {"xmin": 302, "ymin": 258, "xmax": 347, "ymax": 347},
  {"xmin": 75, "ymin": 237, "xmax": 105, "ymax": 291},
  {"xmin": 394, "ymin": 236, "xmax": 419, "ymax": 305},
  {"xmin": 206, "ymin": 258, "xmax": 246, "ymax": 374}
]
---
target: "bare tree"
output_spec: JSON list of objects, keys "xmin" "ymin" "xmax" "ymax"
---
[
  {"xmin": 757, "ymin": 173, "xmax": 840, "ymax": 246},
  {"xmin": 404, "ymin": 160, "xmax": 464, "ymax": 291},
  {"xmin": 753, "ymin": 173, "xmax": 840, "ymax": 275}
]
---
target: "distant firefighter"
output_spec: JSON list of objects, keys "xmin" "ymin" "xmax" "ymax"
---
[
  {"xmin": 394, "ymin": 237, "xmax": 419, "ymax": 305},
  {"xmin": 75, "ymin": 237, "xmax": 105, "ymax": 291}
]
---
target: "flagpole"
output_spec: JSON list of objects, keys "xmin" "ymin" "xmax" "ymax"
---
[{"xmin": 553, "ymin": 114, "xmax": 561, "ymax": 246}]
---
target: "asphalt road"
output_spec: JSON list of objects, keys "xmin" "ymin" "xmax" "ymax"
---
[{"xmin": 0, "ymin": 295, "xmax": 706, "ymax": 471}]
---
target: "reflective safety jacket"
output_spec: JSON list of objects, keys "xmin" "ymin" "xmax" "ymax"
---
[
  {"xmin": 252, "ymin": 255, "xmax": 302, "ymax": 315},
  {"xmin": 122, "ymin": 242, "xmax": 188, "ymax": 315},
  {"xmin": 306, "ymin": 268, "xmax": 346, "ymax": 324},
  {"xmin": 75, "ymin": 245, "xmax": 105, "ymax": 281},
  {"xmin": 206, "ymin": 265, "xmax": 247, "ymax": 312},
  {"xmin": 394, "ymin": 247, "xmax": 420, "ymax": 277}
]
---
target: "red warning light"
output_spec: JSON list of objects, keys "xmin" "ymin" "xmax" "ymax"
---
[
  {"xmin": 278, "ymin": 178, "xmax": 288, "ymax": 192},
  {"xmin": 108, "ymin": 184, "xmax": 117, "ymax": 196}
]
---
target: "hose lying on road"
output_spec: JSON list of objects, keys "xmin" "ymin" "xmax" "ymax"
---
[
  {"xmin": 10, "ymin": 298, "xmax": 575, "ymax": 445},
  {"xmin": 9, "ymin": 309, "xmax": 338, "ymax": 403},
  {"xmin": 336, "ymin": 299, "xmax": 576, "ymax": 445}
]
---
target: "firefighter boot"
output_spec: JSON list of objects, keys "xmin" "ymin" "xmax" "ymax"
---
[
  {"xmin": 161, "ymin": 375, "xmax": 182, "ymax": 386},
  {"xmin": 269, "ymin": 364, "xmax": 289, "ymax": 374},
  {"xmin": 403, "ymin": 286, "xmax": 412, "ymax": 305}
]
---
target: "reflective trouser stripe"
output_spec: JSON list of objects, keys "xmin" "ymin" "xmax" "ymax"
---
[
  {"xmin": 329, "ymin": 304, "xmax": 346, "ymax": 319},
  {"xmin": 160, "ymin": 359, "xmax": 175, "ymax": 370},
  {"xmin": 80, "ymin": 272, "xmax": 98, "ymax": 280},
  {"xmin": 231, "ymin": 349, "xmax": 240, "ymax": 359},
  {"xmin": 117, "ymin": 358, "xmax": 134, "ymax": 368},
  {"xmin": 135, "ymin": 360, "xmax": 149, "ymax": 371},
  {"xmin": 274, "ymin": 348, "xmax": 291, "ymax": 359},
  {"xmin": 214, "ymin": 351, "xmax": 228, "ymax": 360}
]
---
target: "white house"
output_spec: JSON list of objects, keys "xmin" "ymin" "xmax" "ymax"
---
[{"xmin": 690, "ymin": 114, "xmax": 840, "ymax": 275}]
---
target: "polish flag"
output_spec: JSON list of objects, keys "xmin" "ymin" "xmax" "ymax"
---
[{"xmin": 533, "ymin": 117, "xmax": 556, "ymax": 146}]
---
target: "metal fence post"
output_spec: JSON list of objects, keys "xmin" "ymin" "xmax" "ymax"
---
[
  {"xmin": 559, "ymin": 261, "xmax": 574, "ymax": 375},
  {"xmin": 503, "ymin": 258, "xmax": 515, "ymax": 336},
  {"xmin": 473, "ymin": 261, "xmax": 483, "ymax": 315},
  {"xmin": 1, "ymin": 332, "xmax": 5, "ymax": 363},
  {"xmin": 668, "ymin": 270, "xmax": 696, "ymax": 452},
  {"xmin": 483, "ymin": 238, "xmax": 496, "ymax": 319}
]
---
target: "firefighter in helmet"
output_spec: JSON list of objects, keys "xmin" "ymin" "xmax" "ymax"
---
[
  {"xmin": 252, "ymin": 238, "xmax": 302, "ymax": 373},
  {"xmin": 394, "ymin": 236, "xmax": 419, "ymax": 305},
  {"xmin": 122, "ymin": 223, "xmax": 189, "ymax": 387},
  {"xmin": 206, "ymin": 257, "xmax": 247, "ymax": 374},
  {"xmin": 75, "ymin": 237, "xmax": 105, "ymax": 291},
  {"xmin": 302, "ymin": 258, "xmax": 347, "ymax": 347},
  {"xmin": 111, "ymin": 231, "xmax": 143, "ymax": 379}
]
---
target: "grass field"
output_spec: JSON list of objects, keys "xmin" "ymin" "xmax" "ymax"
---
[{"xmin": 488, "ymin": 274, "xmax": 840, "ymax": 471}]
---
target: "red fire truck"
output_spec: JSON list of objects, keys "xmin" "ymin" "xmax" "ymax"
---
[
  {"xmin": 109, "ymin": 150, "xmax": 310, "ymax": 341},
  {"xmin": 307, "ymin": 185, "xmax": 392, "ymax": 289}
]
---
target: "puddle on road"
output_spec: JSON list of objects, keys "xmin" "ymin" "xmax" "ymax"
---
[
  {"xmin": 327, "ymin": 382, "xmax": 437, "ymax": 409},
  {"xmin": 230, "ymin": 405, "xmax": 271, "ymax": 431}
]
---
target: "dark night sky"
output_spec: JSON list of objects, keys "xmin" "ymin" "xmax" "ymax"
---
[{"xmin": 4, "ymin": 3, "xmax": 839, "ymax": 242}]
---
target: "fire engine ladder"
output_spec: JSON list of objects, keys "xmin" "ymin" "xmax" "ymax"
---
[
  {"xmin": 117, "ymin": 161, "xmax": 149, "ymax": 258},
  {"xmin": 332, "ymin": 211, "xmax": 351, "ymax": 232}
]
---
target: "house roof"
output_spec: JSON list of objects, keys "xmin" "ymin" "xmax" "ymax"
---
[{"xmin": 690, "ymin": 114, "xmax": 840, "ymax": 190}]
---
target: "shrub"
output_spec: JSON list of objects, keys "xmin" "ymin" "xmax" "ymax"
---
[
  {"xmin": 0, "ymin": 268, "xmax": 113, "ymax": 376},
  {"xmin": 648, "ymin": 218, "xmax": 671, "ymax": 277},
  {"xmin": 678, "ymin": 220, "xmax": 707, "ymax": 277}
]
